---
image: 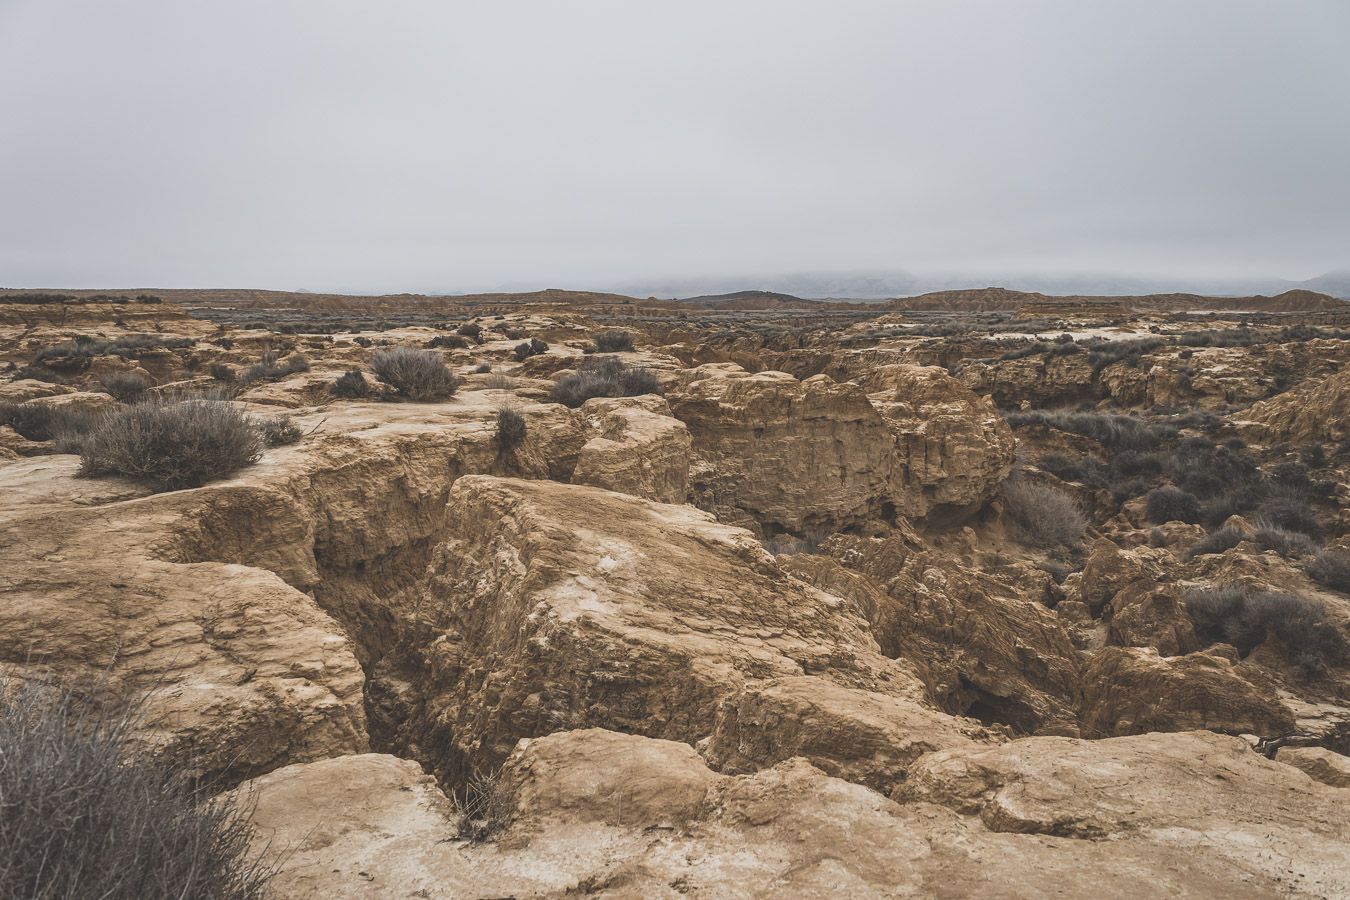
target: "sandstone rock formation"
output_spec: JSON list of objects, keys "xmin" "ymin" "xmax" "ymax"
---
[{"xmin": 243, "ymin": 727, "xmax": 1350, "ymax": 899}]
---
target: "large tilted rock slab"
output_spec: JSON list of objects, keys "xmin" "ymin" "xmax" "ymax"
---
[
  {"xmin": 377, "ymin": 475, "xmax": 972, "ymax": 784},
  {"xmin": 1241, "ymin": 365, "xmax": 1350, "ymax": 445},
  {"xmin": 0, "ymin": 458, "xmax": 367, "ymax": 785},
  {"xmin": 665, "ymin": 363, "xmax": 1013, "ymax": 535},
  {"xmin": 1080, "ymin": 646, "xmax": 1296, "ymax": 738},
  {"xmin": 898, "ymin": 730, "xmax": 1349, "ymax": 895},
  {"xmin": 791, "ymin": 544, "xmax": 1082, "ymax": 735},
  {"xmin": 0, "ymin": 395, "xmax": 585, "ymax": 784},
  {"xmin": 244, "ymin": 728, "xmax": 1350, "ymax": 899}
]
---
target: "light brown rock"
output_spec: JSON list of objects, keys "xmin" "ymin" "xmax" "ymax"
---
[
  {"xmin": 245, "ymin": 728, "xmax": 1350, "ymax": 899},
  {"xmin": 571, "ymin": 395, "xmax": 690, "ymax": 503},
  {"xmin": 1080, "ymin": 646, "xmax": 1295, "ymax": 738},
  {"xmin": 1277, "ymin": 746, "xmax": 1350, "ymax": 788}
]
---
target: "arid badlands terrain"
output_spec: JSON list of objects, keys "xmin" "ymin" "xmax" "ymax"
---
[{"xmin": 3, "ymin": 285, "xmax": 1350, "ymax": 898}]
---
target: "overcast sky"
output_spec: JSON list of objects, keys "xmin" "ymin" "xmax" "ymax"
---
[{"xmin": 1, "ymin": 1, "xmax": 1347, "ymax": 293}]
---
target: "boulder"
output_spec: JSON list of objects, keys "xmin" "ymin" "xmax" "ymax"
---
[
  {"xmin": 571, "ymin": 395, "xmax": 690, "ymax": 503},
  {"xmin": 1080, "ymin": 646, "xmax": 1295, "ymax": 738},
  {"xmin": 863, "ymin": 364, "xmax": 1015, "ymax": 517},
  {"xmin": 1276, "ymin": 746, "xmax": 1350, "ymax": 788}
]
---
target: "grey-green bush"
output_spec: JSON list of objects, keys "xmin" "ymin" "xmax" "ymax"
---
[
  {"xmin": 370, "ymin": 348, "xmax": 459, "ymax": 401},
  {"xmin": 550, "ymin": 357, "xmax": 661, "ymax": 408},
  {"xmin": 1001, "ymin": 475, "xmax": 1087, "ymax": 550},
  {"xmin": 495, "ymin": 407, "xmax": 527, "ymax": 453},
  {"xmin": 0, "ymin": 680, "xmax": 273, "ymax": 899},
  {"xmin": 1184, "ymin": 585, "xmax": 1348, "ymax": 677},
  {"xmin": 78, "ymin": 399, "xmax": 263, "ymax": 490}
]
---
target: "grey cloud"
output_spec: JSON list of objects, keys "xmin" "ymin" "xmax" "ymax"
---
[{"xmin": 1, "ymin": 0, "xmax": 1347, "ymax": 293}]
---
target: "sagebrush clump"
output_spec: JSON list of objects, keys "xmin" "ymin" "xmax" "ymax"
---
[
  {"xmin": 550, "ymin": 357, "xmax": 661, "ymax": 408},
  {"xmin": 592, "ymin": 330, "xmax": 635, "ymax": 353},
  {"xmin": 1184, "ymin": 585, "xmax": 1348, "ymax": 676},
  {"xmin": 1001, "ymin": 475, "xmax": 1087, "ymax": 550},
  {"xmin": 0, "ymin": 680, "xmax": 273, "ymax": 899},
  {"xmin": 370, "ymin": 348, "xmax": 459, "ymax": 401},
  {"xmin": 495, "ymin": 407, "xmax": 527, "ymax": 453},
  {"xmin": 331, "ymin": 368, "xmax": 372, "ymax": 399},
  {"xmin": 78, "ymin": 399, "xmax": 263, "ymax": 490}
]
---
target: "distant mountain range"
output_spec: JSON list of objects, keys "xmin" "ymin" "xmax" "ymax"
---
[{"xmin": 612, "ymin": 269, "xmax": 1350, "ymax": 301}]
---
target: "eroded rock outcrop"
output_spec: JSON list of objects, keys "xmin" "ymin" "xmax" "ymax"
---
[
  {"xmin": 243, "ymin": 728, "xmax": 1350, "ymax": 899},
  {"xmin": 571, "ymin": 395, "xmax": 690, "ymax": 503},
  {"xmin": 1080, "ymin": 646, "xmax": 1295, "ymax": 738},
  {"xmin": 666, "ymin": 363, "xmax": 1012, "ymax": 535},
  {"xmin": 372, "ymin": 475, "xmax": 968, "ymax": 784}
]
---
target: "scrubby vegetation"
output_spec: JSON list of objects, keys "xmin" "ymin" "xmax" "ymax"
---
[
  {"xmin": 331, "ymin": 368, "xmax": 372, "ymax": 399},
  {"xmin": 513, "ymin": 338, "xmax": 548, "ymax": 361},
  {"xmin": 370, "ymin": 348, "xmax": 459, "ymax": 401},
  {"xmin": 0, "ymin": 401, "xmax": 99, "ymax": 443},
  {"xmin": 1145, "ymin": 486, "xmax": 1200, "ymax": 524},
  {"xmin": 98, "ymin": 372, "xmax": 150, "ymax": 403},
  {"xmin": 550, "ymin": 357, "xmax": 661, "ymax": 408},
  {"xmin": 1184, "ymin": 586, "xmax": 1348, "ymax": 677},
  {"xmin": 592, "ymin": 329, "xmax": 635, "ymax": 353},
  {"xmin": 495, "ymin": 407, "xmax": 527, "ymax": 453},
  {"xmin": 0, "ymin": 680, "xmax": 273, "ymax": 899},
  {"xmin": 1001, "ymin": 475, "xmax": 1087, "ymax": 551},
  {"xmin": 450, "ymin": 768, "xmax": 512, "ymax": 843},
  {"xmin": 78, "ymin": 399, "xmax": 264, "ymax": 490},
  {"xmin": 259, "ymin": 414, "xmax": 302, "ymax": 447},
  {"xmin": 240, "ymin": 351, "xmax": 310, "ymax": 384},
  {"xmin": 1307, "ymin": 549, "xmax": 1350, "ymax": 593}
]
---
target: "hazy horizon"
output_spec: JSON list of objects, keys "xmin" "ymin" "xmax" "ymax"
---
[{"xmin": 2, "ymin": 1, "xmax": 1348, "ymax": 292}]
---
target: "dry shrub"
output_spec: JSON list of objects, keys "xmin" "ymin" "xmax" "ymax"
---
[
  {"xmin": 0, "ymin": 680, "xmax": 273, "ymax": 899},
  {"xmin": 78, "ymin": 399, "xmax": 263, "ymax": 490},
  {"xmin": 592, "ymin": 330, "xmax": 635, "ymax": 353},
  {"xmin": 495, "ymin": 407, "xmax": 526, "ymax": 453},
  {"xmin": 451, "ymin": 769, "xmax": 512, "ymax": 843},
  {"xmin": 1184, "ymin": 585, "xmax": 1348, "ymax": 677},
  {"xmin": 1308, "ymin": 549, "xmax": 1350, "ymax": 593},
  {"xmin": 1144, "ymin": 486, "xmax": 1200, "ymax": 525},
  {"xmin": 0, "ymin": 402, "xmax": 99, "ymax": 443},
  {"xmin": 1002, "ymin": 475, "xmax": 1087, "ymax": 550},
  {"xmin": 331, "ymin": 368, "xmax": 372, "ymax": 399},
  {"xmin": 550, "ymin": 357, "xmax": 661, "ymax": 408},
  {"xmin": 370, "ymin": 348, "xmax": 459, "ymax": 401},
  {"xmin": 98, "ymin": 372, "xmax": 149, "ymax": 403}
]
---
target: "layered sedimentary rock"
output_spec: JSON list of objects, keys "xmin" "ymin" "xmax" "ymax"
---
[
  {"xmin": 571, "ymin": 395, "xmax": 690, "ymax": 503},
  {"xmin": 666, "ymin": 363, "xmax": 1013, "ymax": 535},
  {"xmin": 1242, "ymin": 365, "xmax": 1350, "ymax": 445},
  {"xmin": 1080, "ymin": 647, "xmax": 1295, "ymax": 737},
  {"xmin": 243, "ymin": 727, "xmax": 1350, "ymax": 899},
  {"xmin": 371, "ymin": 475, "xmax": 975, "ymax": 784},
  {"xmin": 862, "ymin": 363, "xmax": 1015, "ymax": 517}
]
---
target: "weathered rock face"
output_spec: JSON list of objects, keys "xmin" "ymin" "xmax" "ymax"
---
[
  {"xmin": 243, "ymin": 728, "xmax": 1350, "ymax": 899},
  {"xmin": 0, "ymin": 458, "xmax": 367, "ymax": 785},
  {"xmin": 378, "ymin": 475, "xmax": 955, "ymax": 784},
  {"xmin": 1242, "ymin": 365, "xmax": 1350, "ymax": 446},
  {"xmin": 666, "ymin": 367, "xmax": 900, "ymax": 535},
  {"xmin": 899, "ymin": 729, "xmax": 1349, "ymax": 894},
  {"xmin": 571, "ymin": 395, "xmax": 690, "ymax": 503},
  {"xmin": 1105, "ymin": 582, "xmax": 1198, "ymax": 656},
  {"xmin": 794, "ymin": 543, "xmax": 1082, "ymax": 735},
  {"xmin": 959, "ymin": 352, "xmax": 1098, "ymax": 408},
  {"xmin": 1277, "ymin": 746, "xmax": 1350, "ymax": 788},
  {"xmin": 1080, "ymin": 647, "xmax": 1296, "ymax": 738},
  {"xmin": 0, "ymin": 394, "xmax": 586, "ymax": 785},
  {"xmin": 703, "ymin": 675, "xmax": 991, "ymax": 792},
  {"xmin": 862, "ymin": 364, "xmax": 1015, "ymax": 518},
  {"xmin": 666, "ymin": 363, "xmax": 1013, "ymax": 535}
]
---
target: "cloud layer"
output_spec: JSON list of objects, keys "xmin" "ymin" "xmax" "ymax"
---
[{"xmin": 2, "ymin": 1, "xmax": 1347, "ymax": 291}]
